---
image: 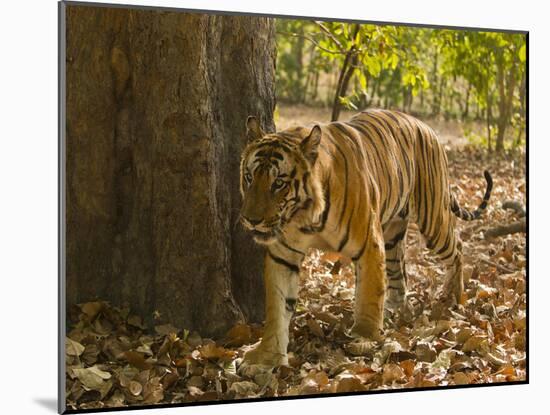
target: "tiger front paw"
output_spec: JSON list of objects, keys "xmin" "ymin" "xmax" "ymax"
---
[
  {"xmin": 350, "ymin": 318, "xmax": 383, "ymax": 342},
  {"xmin": 238, "ymin": 341, "xmax": 288, "ymax": 376}
]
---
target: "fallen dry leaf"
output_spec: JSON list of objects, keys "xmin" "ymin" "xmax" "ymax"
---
[
  {"xmin": 65, "ymin": 148, "xmax": 526, "ymax": 411},
  {"xmin": 334, "ymin": 373, "xmax": 367, "ymax": 393},
  {"xmin": 66, "ymin": 338, "xmax": 85, "ymax": 357},
  {"xmin": 72, "ymin": 365, "xmax": 111, "ymax": 391}
]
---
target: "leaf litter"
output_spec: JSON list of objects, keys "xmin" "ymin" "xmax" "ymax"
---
[{"xmin": 66, "ymin": 147, "xmax": 526, "ymax": 410}]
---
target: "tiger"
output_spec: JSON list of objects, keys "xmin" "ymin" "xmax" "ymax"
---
[{"xmin": 238, "ymin": 109, "xmax": 492, "ymax": 368}]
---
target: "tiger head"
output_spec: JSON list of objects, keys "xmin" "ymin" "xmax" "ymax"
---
[{"xmin": 239, "ymin": 116, "xmax": 325, "ymax": 245}]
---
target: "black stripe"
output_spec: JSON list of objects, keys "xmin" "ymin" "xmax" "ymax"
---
[
  {"xmin": 418, "ymin": 130, "xmax": 430, "ymax": 234},
  {"xmin": 398, "ymin": 202, "xmax": 409, "ymax": 219},
  {"xmin": 439, "ymin": 247, "xmax": 456, "ymax": 262},
  {"xmin": 337, "ymin": 205, "xmax": 354, "ymax": 252},
  {"xmin": 384, "ymin": 230, "xmax": 407, "ymax": 251},
  {"xmin": 342, "ymin": 122, "xmax": 370, "ymax": 166},
  {"xmin": 386, "ymin": 269, "xmax": 402, "ymax": 277},
  {"xmin": 255, "ymin": 150, "xmax": 284, "ymax": 162},
  {"xmin": 322, "ymin": 130, "xmax": 348, "ymax": 224},
  {"xmin": 301, "ymin": 171, "xmax": 310, "ymax": 192},
  {"xmin": 352, "ymin": 234, "xmax": 368, "ymax": 261},
  {"xmin": 333, "ymin": 122, "xmax": 362, "ymax": 154},
  {"xmin": 255, "ymin": 141, "xmax": 293, "ymax": 153},
  {"xmin": 277, "ymin": 131, "xmax": 298, "ymax": 140},
  {"xmin": 281, "ymin": 195, "xmax": 300, "ymax": 210},
  {"xmin": 353, "ymin": 116, "xmax": 393, "ymax": 218},
  {"xmin": 452, "ymin": 170, "xmax": 493, "ymax": 221},
  {"xmin": 280, "ymin": 239, "xmax": 305, "ymax": 256},
  {"xmin": 316, "ymin": 181, "xmax": 331, "ymax": 230},
  {"xmin": 375, "ymin": 112, "xmax": 414, "ymax": 179},
  {"xmin": 483, "ymin": 170, "xmax": 493, "ymax": 199},
  {"xmin": 299, "ymin": 180, "xmax": 331, "ymax": 234},
  {"xmin": 348, "ymin": 122, "xmax": 382, "ymax": 176},
  {"xmin": 451, "ymin": 196, "xmax": 460, "ymax": 212},
  {"xmin": 285, "ymin": 298, "xmax": 297, "ymax": 312},
  {"xmin": 435, "ymin": 232, "xmax": 452, "ymax": 256},
  {"xmin": 396, "ymin": 111, "xmax": 418, "ymax": 140},
  {"xmin": 285, "ymin": 197, "xmax": 312, "ymax": 223},
  {"xmin": 430, "ymin": 131, "xmax": 443, "ymax": 236},
  {"xmin": 416, "ymin": 126, "xmax": 434, "ymax": 235},
  {"xmin": 373, "ymin": 115, "xmax": 408, "ymax": 222},
  {"xmin": 274, "ymin": 132, "xmax": 301, "ymax": 148},
  {"xmin": 268, "ymin": 251, "xmax": 300, "ymax": 273}
]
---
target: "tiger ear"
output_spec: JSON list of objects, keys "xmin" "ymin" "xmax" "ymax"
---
[
  {"xmin": 246, "ymin": 116, "xmax": 265, "ymax": 141},
  {"xmin": 301, "ymin": 125, "xmax": 322, "ymax": 164}
]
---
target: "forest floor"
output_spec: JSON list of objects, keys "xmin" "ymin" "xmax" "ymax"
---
[{"xmin": 65, "ymin": 117, "xmax": 527, "ymax": 410}]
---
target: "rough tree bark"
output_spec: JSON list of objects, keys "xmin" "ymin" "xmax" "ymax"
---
[{"xmin": 65, "ymin": 5, "xmax": 275, "ymax": 337}]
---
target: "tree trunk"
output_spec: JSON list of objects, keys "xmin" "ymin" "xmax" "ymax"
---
[
  {"xmin": 311, "ymin": 70, "xmax": 319, "ymax": 102},
  {"xmin": 495, "ymin": 52, "xmax": 518, "ymax": 153},
  {"xmin": 303, "ymin": 42, "xmax": 317, "ymax": 103},
  {"xmin": 65, "ymin": 5, "xmax": 275, "ymax": 337},
  {"xmin": 331, "ymin": 25, "xmax": 360, "ymax": 122},
  {"xmin": 436, "ymin": 77, "xmax": 445, "ymax": 116},
  {"xmin": 431, "ymin": 50, "xmax": 440, "ymax": 115},
  {"xmin": 486, "ymin": 106, "xmax": 492, "ymax": 152},
  {"xmin": 462, "ymin": 83, "xmax": 471, "ymax": 120},
  {"xmin": 486, "ymin": 89, "xmax": 494, "ymax": 152},
  {"xmin": 293, "ymin": 25, "xmax": 305, "ymax": 103},
  {"xmin": 366, "ymin": 75, "xmax": 380, "ymax": 108},
  {"xmin": 403, "ymin": 88, "xmax": 413, "ymax": 113},
  {"xmin": 331, "ymin": 48, "xmax": 356, "ymax": 121},
  {"xmin": 516, "ymin": 70, "xmax": 526, "ymax": 147}
]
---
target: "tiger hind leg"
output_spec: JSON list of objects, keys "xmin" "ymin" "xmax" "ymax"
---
[
  {"xmin": 383, "ymin": 217, "xmax": 409, "ymax": 313},
  {"xmin": 420, "ymin": 209, "xmax": 464, "ymax": 311},
  {"xmin": 413, "ymin": 136, "xmax": 464, "ymax": 312}
]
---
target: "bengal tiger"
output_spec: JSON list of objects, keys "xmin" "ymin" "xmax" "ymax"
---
[{"xmin": 238, "ymin": 109, "xmax": 492, "ymax": 368}]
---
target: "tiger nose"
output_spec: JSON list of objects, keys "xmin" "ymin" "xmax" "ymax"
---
[{"xmin": 242, "ymin": 215, "xmax": 262, "ymax": 226}]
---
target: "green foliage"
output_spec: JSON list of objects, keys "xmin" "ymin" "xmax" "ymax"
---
[
  {"xmin": 464, "ymin": 126, "xmax": 491, "ymax": 148},
  {"xmin": 275, "ymin": 20, "xmax": 526, "ymax": 151},
  {"xmin": 275, "ymin": 20, "xmax": 311, "ymax": 103}
]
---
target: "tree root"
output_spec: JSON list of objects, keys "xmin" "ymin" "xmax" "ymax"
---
[
  {"xmin": 484, "ymin": 217, "xmax": 526, "ymax": 239},
  {"xmin": 502, "ymin": 200, "xmax": 526, "ymax": 217}
]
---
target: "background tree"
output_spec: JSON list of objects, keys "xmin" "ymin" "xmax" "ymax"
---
[
  {"xmin": 65, "ymin": 5, "xmax": 276, "ymax": 337},
  {"xmin": 435, "ymin": 30, "xmax": 526, "ymax": 152},
  {"xmin": 276, "ymin": 23, "xmax": 526, "ymax": 151}
]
